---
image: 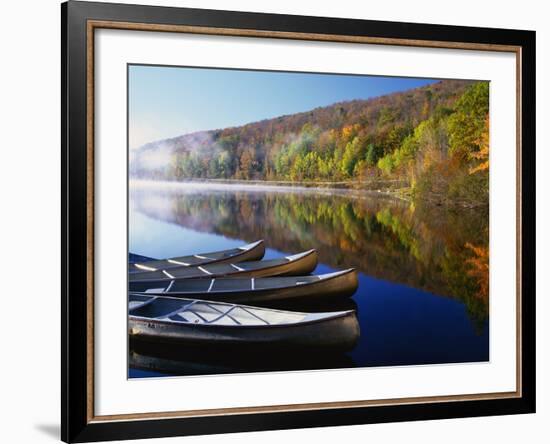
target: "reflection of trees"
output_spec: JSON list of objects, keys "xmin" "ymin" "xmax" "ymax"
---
[
  {"xmin": 465, "ymin": 243, "xmax": 489, "ymax": 303},
  {"xmin": 132, "ymin": 189, "xmax": 488, "ymax": 323}
]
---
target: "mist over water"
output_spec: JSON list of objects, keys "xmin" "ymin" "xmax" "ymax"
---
[
  {"xmin": 129, "ymin": 180, "xmax": 489, "ymax": 378},
  {"xmin": 130, "ymin": 178, "xmax": 367, "ymax": 194}
]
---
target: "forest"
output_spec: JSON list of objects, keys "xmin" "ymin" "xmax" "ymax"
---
[{"xmin": 131, "ymin": 79, "xmax": 489, "ymax": 206}]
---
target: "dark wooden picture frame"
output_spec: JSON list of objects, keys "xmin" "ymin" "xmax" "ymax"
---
[{"xmin": 62, "ymin": 1, "xmax": 536, "ymax": 442}]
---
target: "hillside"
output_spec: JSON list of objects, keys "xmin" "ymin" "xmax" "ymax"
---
[{"xmin": 131, "ymin": 79, "xmax": 489, "ymax": 205}]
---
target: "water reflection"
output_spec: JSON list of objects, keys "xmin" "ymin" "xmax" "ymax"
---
[
  {"xmin": 129, "ymin": 182, "xmax": 489, "ymax": 376},
  {"xmin": 129, "ymin": 339, "xmax": 356, "ymax": 377},
  {"xmin": 130, "ymin": 183, "xmax": 489, "ymax": 325}
]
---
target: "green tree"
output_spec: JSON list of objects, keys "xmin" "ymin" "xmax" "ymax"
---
[
  {"xmin": 341, "ymin": 137, "xmax": 363, "ymax": 178},
  {"xmin": 377, "ymin": 155, "xmax": 394, "ymax": 175},
  {"xmin": 447, "ymin": 82, "xmax": 489, "ymax": 159},
  {"xmin": 216, "ymin": 150, "xmax": 231, "ymax": 178},
  {"xmin": 365, "ymin": 143, "xmax": 381, "ymax": 167}
]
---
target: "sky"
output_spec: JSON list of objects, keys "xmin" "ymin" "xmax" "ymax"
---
[{"xmin": 128, "ymin": 65, "xmax": 437, "ymax": 150}]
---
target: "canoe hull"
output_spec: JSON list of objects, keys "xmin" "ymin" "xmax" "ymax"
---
[
  {"xmin": 232, "ymin": 250, "xmax": 318, "ymax": 278},
  {"xmin": 137, "ymin": 269, "xmax": 358, "ymax": 304},
  {"xmin": 129, "ymin": 310, "xmax": 359, "ymax": 351}
]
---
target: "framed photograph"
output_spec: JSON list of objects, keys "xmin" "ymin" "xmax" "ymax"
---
[{"xmin": 62, "ymin": 1, "xmax": 535, "ymax": 442}]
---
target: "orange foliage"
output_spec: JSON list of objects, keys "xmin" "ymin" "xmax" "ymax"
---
[
  {"xmin": 340, "ymin": 124, "xmax": 361, "ymax": 142},
  {"xmin": 465, "ymin": 242, "xmax": 489, "ymax": 301}
]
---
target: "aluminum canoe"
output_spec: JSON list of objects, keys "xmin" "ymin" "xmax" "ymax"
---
[
  {"xmin": 128, "ymin": 249, "xmax": 318, "ymax": 283},
  {"xmin": 129, "ymin": 294, "xmax": 359, "ymax": 350},
  {"xmin": 129, "ymin": 240, "xmax": 265, "ymax": 273},
  {"xmin": 130, "ymin": 268, "xmax": 358, "ymax": 303}
]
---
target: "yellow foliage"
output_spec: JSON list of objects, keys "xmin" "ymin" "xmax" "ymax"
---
[
  {"xmin": 341, "ymin": 125, "xmax": 353, "ymax": 140},
  {"xmin": 340, "ymin": 124, "xmax": 361, "ymax": 141},
  {"xmin": 469, "ymin": 115, "xmax": 489, "ymax": 174}
]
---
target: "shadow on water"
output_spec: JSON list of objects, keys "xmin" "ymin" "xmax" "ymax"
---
[{"xmin": 129, "ymin": 339, "xmax": 356, "ymax": 377}]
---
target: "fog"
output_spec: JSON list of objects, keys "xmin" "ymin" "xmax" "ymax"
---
[{"xmin": 128, "ymin": 179, "xmax": 404, "ymax": 203}]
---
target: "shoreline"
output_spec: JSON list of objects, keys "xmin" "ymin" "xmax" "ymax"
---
[
  {"xmin": 129, "ymin": 178, "xmax": 411, "ymax": 201},
  {"xmin": 129, "ymin": 178, "xmax": 488, "ymax": 208}
]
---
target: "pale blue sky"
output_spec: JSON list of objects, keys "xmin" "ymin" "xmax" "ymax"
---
[{"xmin": 128, "ymin": 65, "xmax": 437, "ymax": 149}]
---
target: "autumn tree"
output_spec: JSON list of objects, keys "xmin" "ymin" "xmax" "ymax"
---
[
  {"xmin": 447, "ymin": 81, "xmax": 489, "ymax": 160},
  {"xmin": 238, "ymin": 149, "xmax": 255, "ymax": 179},
  {"xmin": 132, "ymin": 79, "xmax": 489, "ymax": 206},
  {"xmin": 469, "ymin": 116, "xmax": 489, "ymax": 174}
]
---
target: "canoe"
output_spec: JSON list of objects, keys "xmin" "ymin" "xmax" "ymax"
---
[
  {"xmin": 130, "ymin": 269, "xmax": 358, "ymax": 303},
  {"xmin": 129, "ymin": 294, "xmax": 359, "ymax": 350},
  {"xmin": 128, "ymin": 250, "xmax": 318, "ymax": 283},
  {"xmin": 130, "ymin": 240, "xmax": 265, "ymax": 273},
  {"xmin": 129, "ymin": 252, "xmax": 156, "ymax": 264}
]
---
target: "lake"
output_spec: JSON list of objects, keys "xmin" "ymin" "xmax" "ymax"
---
[{"xmin": 128, "ymin": 180, "xmax": 489, "ymax": 378}]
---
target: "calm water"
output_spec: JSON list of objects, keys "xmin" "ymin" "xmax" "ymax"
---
[{"xmin": 128, "ymin": 181, "xmax": 489, "ymax": 378}]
